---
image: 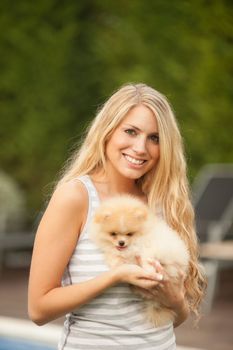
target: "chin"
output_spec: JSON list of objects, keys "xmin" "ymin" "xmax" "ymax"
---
[
  {"xmin": 117, "ymin": 167, "xmax": 148, "ymax": 181},
  {"xmin": 89, "ymin": 194, "xmax": 190, "ymax": 327}
]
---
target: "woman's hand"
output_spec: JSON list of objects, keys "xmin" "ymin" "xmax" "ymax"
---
[
  {"xmin": 145, "ymin": 260, "xmax": 186, "ymax": 310},
  {"xmin": 113, "ymin": 263, "xmax": 163, "ymax": 289},
  {"xmin": 135, "ymin": 258, "xmax": 190, "ymax": 327}
]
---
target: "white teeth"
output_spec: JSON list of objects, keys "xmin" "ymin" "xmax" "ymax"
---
[{"xmin": 124, "ymin": 155, "xmax": 145, "ymax": 165}]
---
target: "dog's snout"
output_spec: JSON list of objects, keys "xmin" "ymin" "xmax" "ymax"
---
[{"xmin": 119, "ymin": 240, "xmax": 125, "ymax": 247}]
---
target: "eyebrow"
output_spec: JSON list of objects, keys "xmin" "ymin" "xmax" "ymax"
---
[{"xmin": 124, "ymin": 124, "xmax": 159, "ymax": 135}]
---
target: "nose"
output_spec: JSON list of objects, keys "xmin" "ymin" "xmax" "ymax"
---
[
  {"xmin": 118, "ymin": 240, "xmax": 125, "ymax": 247},
  {"xmin": 132, "ymin": 136, "xmax": 147, "ymax": 155}
]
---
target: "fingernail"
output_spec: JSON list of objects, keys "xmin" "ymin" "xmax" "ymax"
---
[{"xmin": 157, "ymin": 274, "xmax": 163, "ymax": 281}]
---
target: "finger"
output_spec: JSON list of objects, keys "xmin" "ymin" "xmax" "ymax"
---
[
  {"xmin": 135, "ymin": 255, "xmax": 142, "ymax": 266},
  {"xmin": 176, "ymin": 269, "xmax": 185, "ymax": 282},
  {"xmin": 143, "ymin": 272, "xmax": 164, "ymax": 281},
  {"xmin": 146, "ymin": 289, "xmax": 159, "ymax": 297},
  {"xmin": 151, "ymin": 288, "xmax": 160, "ymax": 295},
  {"xmin": 155, "ymin": 260, "xmax": 164, "ymax": 272},
  {"xmin": 148, "ymin": 259, "xmax": 164, "ymax": 273},
  {"xmin": 140, "ymin": 280, "xmax": 160, "ymax": 289},
  {"xmin": 180, "ymin": 270, "xmax": 185, "ymax": 279},
  {"xmin": 156, "ymin": 273, "xmax": 164, "ymax": 281},
  {"xmin": 157, "ymin": 283, "xmax": 165, "ymax": 289},
  {"xmin": 174, "ymin": 263, "xmax": 186, "ymax": 277},
  {"xmin": 139, "ymin": 289, "xmax": 155, "ymax": 299}
]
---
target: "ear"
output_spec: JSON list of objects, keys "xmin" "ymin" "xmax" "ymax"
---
[
  {"xmin": 134, "ymin": 208, "xmax": 148, "ymax": 221},
  {"xmin": 94, "ymin": 210, "xmax": 112, "ymax": 223}
]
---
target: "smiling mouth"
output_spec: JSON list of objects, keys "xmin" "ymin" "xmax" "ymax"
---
[{"xmin": 123, "ymin": 154, "xmax": 147, "ymax": 165}]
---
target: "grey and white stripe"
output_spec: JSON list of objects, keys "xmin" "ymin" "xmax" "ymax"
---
[{"xmin": 58, "ymin": 175, "xmax": 176, "ymax": 349}]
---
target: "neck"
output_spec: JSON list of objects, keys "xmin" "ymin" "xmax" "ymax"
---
[{"xmin": 91, "ymin": 168, "xmax": 142, "ymax": 197}]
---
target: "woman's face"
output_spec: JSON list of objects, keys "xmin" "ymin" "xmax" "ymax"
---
[{"xmin": 105, "ymin": 104, "xmax": 160, "ymax": 180}]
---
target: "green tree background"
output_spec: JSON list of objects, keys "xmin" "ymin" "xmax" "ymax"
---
[{"xmin": 0, "ymin": 0, "xmax": 232, "ymax": 225}]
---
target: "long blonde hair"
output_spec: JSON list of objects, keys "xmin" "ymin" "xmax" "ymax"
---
[{"xmin": 56, "ymin": 83, "xmax": 206, "ymax": 319}]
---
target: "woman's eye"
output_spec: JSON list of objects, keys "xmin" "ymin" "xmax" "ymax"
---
[
  {"xmin": 149, "ymin": 134, "xmax": 159, "ymax": 144},
  {"xmin": 125, "ymin": 129, "xmax": 136, "ymax": 136}
]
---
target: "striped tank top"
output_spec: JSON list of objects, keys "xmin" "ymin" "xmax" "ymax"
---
[{"xmin": 58, "ymin": 175, "xmax": 176, "ymax": 350}]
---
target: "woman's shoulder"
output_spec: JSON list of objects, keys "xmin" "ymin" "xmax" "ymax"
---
[{"xmin": 48, "ymin": 179, "xmax": 88, "ymax": 216}]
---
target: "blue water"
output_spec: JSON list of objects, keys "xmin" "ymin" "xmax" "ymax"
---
[{"xmin": 0, "ymin": 336, "xmax": 56, "ymax": 350}]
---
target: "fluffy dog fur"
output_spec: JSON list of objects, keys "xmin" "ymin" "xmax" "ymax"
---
[{"xmin": 90, "ymin": 195, "xmax": 189, "ymax": 327}]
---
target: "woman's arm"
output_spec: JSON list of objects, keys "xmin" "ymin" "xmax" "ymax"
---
[
  {"xmin": 173, "ymin": 297, "xmax": 190, "ymax": 328},
  {"xmin": 28, "ymin": 181, "xmax": 162, "ymax": 326}
]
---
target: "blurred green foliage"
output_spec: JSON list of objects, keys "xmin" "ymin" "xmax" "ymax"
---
[{"xmin": 0, "ymin": 0, "xmax": 232, "ymax": 223}]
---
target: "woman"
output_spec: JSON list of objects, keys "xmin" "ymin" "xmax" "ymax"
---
[{"xmin": 28, "ymin": 83, "xmax": 205, "ymax": 349}]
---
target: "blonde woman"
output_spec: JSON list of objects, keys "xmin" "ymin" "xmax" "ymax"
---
[{"xmin": 28, "ymin": 83, "xmax": 205, "ymax": 349}]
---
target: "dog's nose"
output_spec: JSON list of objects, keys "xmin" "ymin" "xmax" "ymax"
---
[{"xmin": 119, "ymin": 240, "xmax": 125, "ymax": 247}]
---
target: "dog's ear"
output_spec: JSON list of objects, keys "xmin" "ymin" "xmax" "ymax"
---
[
  {"xmin": 134, "ymin": 208, "xmax": 148, "ymax": 221},
  {"xmin": 94, "ymin": 210, "xmax": 112, "ymax": 223}
]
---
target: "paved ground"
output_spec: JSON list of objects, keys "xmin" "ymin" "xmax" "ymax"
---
[{"xmin": 0, "ymin": 265, "xmax": 233, "ymax": 350}]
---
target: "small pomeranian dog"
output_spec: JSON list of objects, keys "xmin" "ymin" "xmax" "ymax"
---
[{"xmin": 90, "ymin": 195, "xmax": 189, "ymax": 327}]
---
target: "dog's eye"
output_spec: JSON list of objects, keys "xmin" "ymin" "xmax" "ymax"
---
[
  {"xmin": 110, "ymin": 232, "xmax": 117, "ymax": 237},
  {"xmin": 126, "ymin": 232, "xmax": 134, "ymax": 237}
]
